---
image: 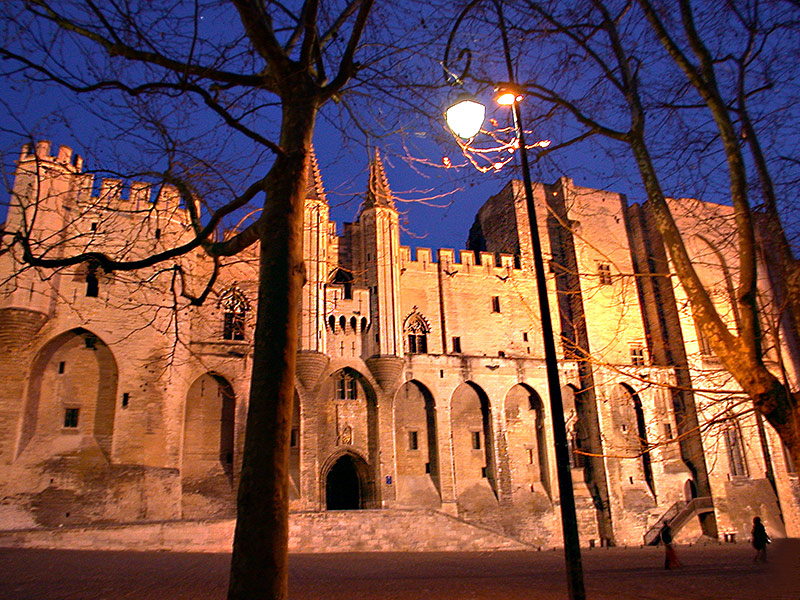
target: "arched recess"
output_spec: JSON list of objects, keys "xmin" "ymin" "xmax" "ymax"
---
[
  {"xmin": 19, "ymin": 328, "xmax": 118, "ymax": 459},
  {"xmin": 611, "ymin": 383, "xmax": 655, "ymax": 497},
  {"xmin": 562, "ymin": 384, "xmax": 587, "ymax": 470},
  {"xmin": 319, "ymin": 367, "xmax": 380, "ymax": 507},
  {"xmin": 182, "ymin": 373, "xmax": 236, "ymax": 517},
  {"xmin": 394, "ymin": 380, "xmax": 440, "ymax": 507},
  {"xmin": 451, "ymin": 381, "xmax": 497, "ymax": 503},
  {"xmin": 321, "ymin": 449, "xmax": 374, "ymax": 510},
  {"xmin": 505, "ymin": 384, "xmax": 549, "ymax": 497}
]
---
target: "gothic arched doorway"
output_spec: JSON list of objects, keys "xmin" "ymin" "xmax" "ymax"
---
[{"xmin": 324, "ymin": 452, "xmax": 370, "ymax": 510}]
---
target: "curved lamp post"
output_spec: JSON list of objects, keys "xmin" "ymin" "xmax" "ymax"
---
[{"xmin": 444, "ymin": 2, "xmax": 586, "ymax": 599}]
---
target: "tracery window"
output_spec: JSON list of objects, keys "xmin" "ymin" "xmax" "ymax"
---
[
  {"xmin": 404, "ymin": 312, "xmax": 429, "ymax": 354},
  {"xmin": 220, "ymin": 287, "xmax": 249, "ymax": 341}
]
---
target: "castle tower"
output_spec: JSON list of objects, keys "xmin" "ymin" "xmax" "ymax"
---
[
  {"xmin": 298, "ymin": 148, "xmax": 331, "ymax": 356},
  {"xmin": 0, "ymin": 142, "xmax": 85, "ymax": 463},
  {"xmin": 358, "ymin": 150, "xmax": 403, "ymax": 366}
]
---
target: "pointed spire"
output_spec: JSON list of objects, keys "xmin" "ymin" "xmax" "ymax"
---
[
  {"xmin": 364, "ymin": 148, "xmax": 395, "ymax": 210},
  {"xmin": 305, "ymin": 146, "xmax": 327, "ymax": 203}
]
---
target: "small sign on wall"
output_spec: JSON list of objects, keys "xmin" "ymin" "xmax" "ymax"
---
[{"xmin": 385, "ymin": 475, "xmax": 392, "ymax": 485}]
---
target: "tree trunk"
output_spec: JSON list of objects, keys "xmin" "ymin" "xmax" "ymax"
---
[
  {"xmin": 627, "ymin": 134, "xmax": 800, "ymax": 475},
  {"xmin": 227, "ymin": 100, "xmax": 317, "ymax": 600}
]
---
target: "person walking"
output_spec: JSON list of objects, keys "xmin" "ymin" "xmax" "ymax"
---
[
  {"xmin": 661, "ymin": 523, "xmax": 681, "ymax": 569},
  {"xmin": 751, "ymin": 516, "xmax": 769, "ymax": 563}
]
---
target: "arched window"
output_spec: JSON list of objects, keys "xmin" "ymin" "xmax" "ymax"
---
[
  {"xmin": 404, "ymin": 312, "xmax": 429, "ymax": 354},
  {"xmin": 219, "ymin": 287, "xmax": 249, "ymax": 341}
]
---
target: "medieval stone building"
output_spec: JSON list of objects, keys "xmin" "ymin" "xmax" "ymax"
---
[{"xmin": 0, "ymin": 141, "xmax": 797, "ymax": 548}]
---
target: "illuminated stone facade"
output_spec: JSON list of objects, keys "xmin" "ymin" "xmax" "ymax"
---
[{"xmin": 0, "ymin": 141, "xmax": 797, "ymax": 547}]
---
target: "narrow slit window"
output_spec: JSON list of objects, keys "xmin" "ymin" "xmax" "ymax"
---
[
  {"xmin": 472, "ymin": 431, "xmax": 481, "ymax": 450},
  {"xmin": 452, "ymin": 336, "xmax": 462, "ymax": 353},
  {"xmin": 725, "ymin": 422, "xmax": 748, "ymax": 477},
  {"xmin": 491, "ymin": 296, "xmax": 501, "ymax": 313},
  {"xmin": 86, "ymin": 265, "xmax": 99, "ymax": 297},
  {"xmin": 408, "ymin": 430, "xmax": 419, "ymax": 450}
]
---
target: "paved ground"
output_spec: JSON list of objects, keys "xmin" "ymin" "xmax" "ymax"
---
[{"xmin": 0, "ymin": 541, "xmax": 797, "ymax": 599}]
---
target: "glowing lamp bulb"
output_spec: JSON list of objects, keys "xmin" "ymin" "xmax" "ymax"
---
[
  {"xmin": 495, "ymin": 91, "xmax": 519, "ymax": 106},
  {"xmin": 446, "ymin": 96, "xmax": 486, "ymax": 139}
]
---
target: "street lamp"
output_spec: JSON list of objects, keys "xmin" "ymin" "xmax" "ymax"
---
[{"xmin": 443, "ymin": 3, "xmax": 586, "ymax": 600}]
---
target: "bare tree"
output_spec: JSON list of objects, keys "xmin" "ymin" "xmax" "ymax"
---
[
  {"xmin": 0, "ymin": 2, "xmax": 411, "ymax": 598},
  {"xmin": 474, "ymin": 0, "xmax": 800, "ymax": 467}
]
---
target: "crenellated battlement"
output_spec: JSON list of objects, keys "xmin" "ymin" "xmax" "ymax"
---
[
  {"xmin": 19, "ymin": 140, "xmax": 84, "ymax": 172},
  {"xmin": 16, "ymin": 142, "xmax": 191, "ymax": 223},
  {"xmin": 79, "ymin": 178, "xmax": 186, "ymax": 218},
  {"xmin": 399, "ymin": 246, "xmax": 521, "ymax": 274}
]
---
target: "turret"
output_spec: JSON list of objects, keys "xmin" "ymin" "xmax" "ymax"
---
[
  {"xmin": 0, "ymin": 142, "xmax": 83, "ymax": 316},
  {"xmin": 358, "ymin": 149, "xmax": 402, "ymax": 361},
  {"xmin": 299, "ymin": 147, "xmax": 331, "ymax": 354}
]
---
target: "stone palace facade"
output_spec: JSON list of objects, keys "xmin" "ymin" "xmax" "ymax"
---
[{"xmin": 0, "ymin": 141, "xmax": 797, "ymax": 547}]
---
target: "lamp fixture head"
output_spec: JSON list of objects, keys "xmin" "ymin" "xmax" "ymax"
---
[
  {"xmin": 445, "ymin": 91, "xmax": 486, "ymax": 139},
  {"xmin": 494, "ymin": 84, "xmax": 523, "ymax": 106}
]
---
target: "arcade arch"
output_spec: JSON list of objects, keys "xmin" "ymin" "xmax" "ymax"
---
[
  {"xmin": 451, "ymin": 382, "xmax": 497, "ymax": 501},
  {"xmin": 611, "ymin": 383, "xmax": 655, "ymax": 497},
  {"xmin": 19, "ymin": 328, "xmax": 118, "ymax": 458},
  {"xmin": 394, "ymin": 380, "xmax": 440, "ymax": 506},
  {"xmin": 505, "ymin": 384, "xmax": 549, "ymax": 496},
  {"xmin": 319, "ymin": 367, "xmax": 380, "ymax": 509},
  {"xmin": 182, "ymin": 373, "xmax": 236, "ymax": 483}
]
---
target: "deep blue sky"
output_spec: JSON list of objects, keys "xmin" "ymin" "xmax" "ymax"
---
[
  {"xmin": 1, "ymin": 1, "xmax": 796, "ymax": 256},
  {"xmin": 0, "ymin": 84, "xmax": 621, "ymax": 254}
]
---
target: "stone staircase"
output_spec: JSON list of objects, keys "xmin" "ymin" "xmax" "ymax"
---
[
  {"xmin": 0, "ymin": 509, "xmax": 531, "ymax": 553},
  {"xmin": 643, "ymin": 497, "xmax": 714, "ymax": 546}
]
